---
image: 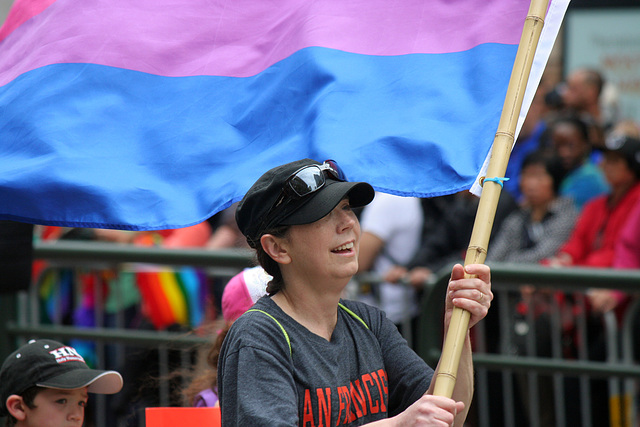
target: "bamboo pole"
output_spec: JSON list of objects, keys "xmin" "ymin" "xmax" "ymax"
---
[{"xmin": 433, "ymin": 0, "xmax": 550, "ymax": 398}]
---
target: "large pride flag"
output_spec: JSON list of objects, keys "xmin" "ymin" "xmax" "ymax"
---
[{"xmin": 0, "ymin": 0, "xmax": 569, "ymax": 230}]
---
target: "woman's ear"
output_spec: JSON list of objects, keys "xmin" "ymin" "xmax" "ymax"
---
[
  {"xmin": 6, "ymin": 395, "xmax": 28, "ymax": 420},
  {"xmin": 260, "ymin": 234, "xmax": 292, "ymax": 265}
]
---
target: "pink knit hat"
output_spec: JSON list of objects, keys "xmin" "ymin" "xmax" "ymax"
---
[{"xmin": 221, "ymin": 266, "xmax": 270, "ymax": 322}]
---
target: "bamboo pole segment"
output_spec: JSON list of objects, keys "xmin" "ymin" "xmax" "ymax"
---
[{"xmin": 433, "ymin": 0, "xmax": 550, "ymax": 398}]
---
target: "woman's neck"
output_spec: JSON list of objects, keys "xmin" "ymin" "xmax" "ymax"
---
[{"xmin": 272, "ymin": 283, "xmax": 342, "ymax": 341}]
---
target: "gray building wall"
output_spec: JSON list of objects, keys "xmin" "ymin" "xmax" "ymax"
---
[{"xmin": 1, "ymin": 1, "xmax": 14, "ymax": 25}]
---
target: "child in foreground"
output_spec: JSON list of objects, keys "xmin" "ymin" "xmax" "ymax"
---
[{"xmin": 0, "ymin": 339, "xmax": 123, "ymax": 427}]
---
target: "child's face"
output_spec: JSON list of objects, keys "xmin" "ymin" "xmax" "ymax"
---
[{"xmin": 19, "ymin": 387, "xmax": 88, "ymax": 427}]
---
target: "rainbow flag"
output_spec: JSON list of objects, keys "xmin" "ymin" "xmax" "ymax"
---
[
  {"xmin": 0, "ymin": 0, "xmax": 569, "ymax": 230},
  {"xmin": 135, "ymin": 266, "xmax": 207, "ymax": 330}
]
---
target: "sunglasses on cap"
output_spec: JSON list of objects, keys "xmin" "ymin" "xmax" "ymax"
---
[
  {"xmin": 271, "ymin": 160, "xmax": 346, "ymax": 211},
  {"xmin": 250, "ymin": 160, "xmax": 347, "ymax": 246}
]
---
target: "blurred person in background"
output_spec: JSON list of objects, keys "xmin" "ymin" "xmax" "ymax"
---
[
  {"xmin": 503, "ymin": 85, "xmax": 553, "ymax": 203},
  {"xmin": 610, "ymin": 119, "xmax": 640, "ymax": 271},
  {"xmin": 487, "ymin": 151, "xmax": 576, "ymax": 264},
  {"xmin": 384, "ymin": 190, "xmax": 516, "ymax": 290},
  {"xmin": 611, "ymin": 120, "xmax": 640, "ymax": 271},
  {"xmin": 544, "ymin": 134, "xmax": 640, "ymax": 271},
  {"xmin": 550, "ymin": 115, "xmax": 609, "ymax": 210},
  {"xmin": 357, "ymin": 192, "xmax": 423, "ymax": 343},
  {"xmin": 562, "ymin": 68, "xmax": 619, "ymax": 146}
]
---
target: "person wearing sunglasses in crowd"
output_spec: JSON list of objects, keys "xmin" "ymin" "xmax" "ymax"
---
[{"xmin": 217, "ymin": 158, "xmax": 492, "ymax": 426}]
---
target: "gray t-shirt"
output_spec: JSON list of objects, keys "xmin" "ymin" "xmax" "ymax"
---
[{"xmin": 218, "ymin": 296, "xmax": 433, "ymax": 426}]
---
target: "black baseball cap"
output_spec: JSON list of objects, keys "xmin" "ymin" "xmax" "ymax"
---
[
  {"xmin": 0, "ymin": 339, "xmax": 123, "ymax": 416},
  {"xmin": 604, "ymin": 134, "xmax": 640, "ymax": 179},
  {"xmin": 236, "ymin": 159, "xmax": 374, "ymax": 247}
]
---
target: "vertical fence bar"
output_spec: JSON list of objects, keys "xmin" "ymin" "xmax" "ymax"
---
[
  {"xmin": 575, "ymin": 294, "xmax": 592, "ymax": 427},
  {"xmin": 473, "ymin": 318, "xmax": 490, "ymax": 427},
  {"xmin": 476, "ymin": 368, "xmax": 490, "ymax": 427},
  {"xmin": 403, "ymin": 283, "xmax": 414, "ymax": 349},
  {"xmin": 29, "ymin": 268, "xmax": 44, "ymax": 326},
  {"xmin": 604, "ymin": 311, "xmax": 622, "ymax": 427},
  {"xmin": 17, "ymin": 291, "xmax": 28, "ymax": 326},
  {"xmin": 498, "ymin": 287, "xmax": 516, "ymax": 427},
  {"xmin": 30, "ymin": 279, "xmax": 38, "ymax": 326},
  {"xmin": 622, "ymin": 300, "xmax": 640, "ymax": 427},
  {"xmin": 0, "ymin": 293, "xmax": 17, "ymax": 360},
  {"xmin": 94, "ymin": 270, "xmax": 107, "ymax": 427},
  {"xmin": 523, "ymin": 292, "xmax": 540, "ymax": 427},
  {"xmin": 550, "ymin": 291, "xmax": 566, "ymax": 427},
  {"xmin": 159, "ymin": 345, "xmax": 170, "ymax": 407},
  {"xmin": 181, "ymin": 348, "xmax": 192, "ymax": 402}
]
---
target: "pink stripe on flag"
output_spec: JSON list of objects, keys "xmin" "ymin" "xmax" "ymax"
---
[
  {"xmin": 1, "ymin": 0, "xmax": 531, "ymax": 86},
  {"xmin": 0, "ymin": 0, "xmax": 57, "ymax": 43}
]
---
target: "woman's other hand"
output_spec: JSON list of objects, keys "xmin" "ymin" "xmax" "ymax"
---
[{"xmin": 445, "ymin": 263, "xmax": 492, "ymax": 329}]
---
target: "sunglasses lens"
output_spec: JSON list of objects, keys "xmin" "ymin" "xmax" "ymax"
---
[
  {"xmin": 288, "ymin": 166, "xmax": 325, "ymax": 197},
  {"xmin": 324, "ymin": 160, "xmax": 347, "ymax": 181}
]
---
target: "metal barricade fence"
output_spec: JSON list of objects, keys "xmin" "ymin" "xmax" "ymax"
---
[
  {"xmin": 418, "ymin": 263, "xmax": 640, "ymax": 427},
  {"xmin": 2, "ymin": 243, "xmax": 640, "ymax": 426}
]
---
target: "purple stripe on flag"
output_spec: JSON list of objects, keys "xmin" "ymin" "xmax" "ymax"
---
[{"xmin": 0, "ymin": 0, "xmax": 530, "ymax": 86}]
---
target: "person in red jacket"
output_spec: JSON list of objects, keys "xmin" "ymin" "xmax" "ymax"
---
[
  {"xmin": 544, "ymin": 134, "xmax": 640, "ymax": 311},
  {"xmin": 544, "ymin": 134, "xmax": 640, "ymax": 270}
]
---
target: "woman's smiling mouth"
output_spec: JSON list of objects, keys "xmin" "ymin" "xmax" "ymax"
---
[{"xmin": 331, "ymin": 241, "xmax": 354, "ymax": 253}]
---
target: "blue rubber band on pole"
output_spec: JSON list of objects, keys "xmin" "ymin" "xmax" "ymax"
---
[{"xmin": 482, "ymin": 177, "xmax": 510, "ymax": 188}]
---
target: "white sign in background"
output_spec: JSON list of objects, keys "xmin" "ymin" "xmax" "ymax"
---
[{"xmin": 566, "ymin": 8, "xmax": 640, "ymax": 123}]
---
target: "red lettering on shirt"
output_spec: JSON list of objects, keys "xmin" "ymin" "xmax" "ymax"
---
[
  {"xmin": 317, "ymin": 388, "xmax": 331, "ymax": 427},
  {"xmin": 350, "ymin": 379, "xmax": 367, "ymax": 417},
  {"xmin": 371, "ymin": 371, "xmax": 387, "ymax": 413},
  {"xmin": 336, "ymin": 386, "xmax": 350, "ymax": 425},
  {"xmin": 362, "ymin": 373, "xmax": 379, "ymax": 414},
  {"xmin": 303, "ymin": 389, "xmax": 316, "ymax": 427},
  {"xmin": 304, "ymin": 369, "xmax": 389, "ymax": 425}
]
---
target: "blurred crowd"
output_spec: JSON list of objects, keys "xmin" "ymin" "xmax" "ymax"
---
[{"xmin": 362, "ymin": 67, "xmax": 640, "ymax": 331}]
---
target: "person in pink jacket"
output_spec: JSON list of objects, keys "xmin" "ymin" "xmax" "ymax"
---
[{"xmin": 614, "ymin": 197, "xmax": 640, "ymax": 269}]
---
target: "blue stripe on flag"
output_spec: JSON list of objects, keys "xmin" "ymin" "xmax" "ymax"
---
[{"xmin": 0, "ymin": 44, "xmax": 516, "ymax": 229}]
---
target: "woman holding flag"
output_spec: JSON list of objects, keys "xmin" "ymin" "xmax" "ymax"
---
[{"xmin": 218, "ymin": 158, "xmax": 492, "ymax": 426}]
